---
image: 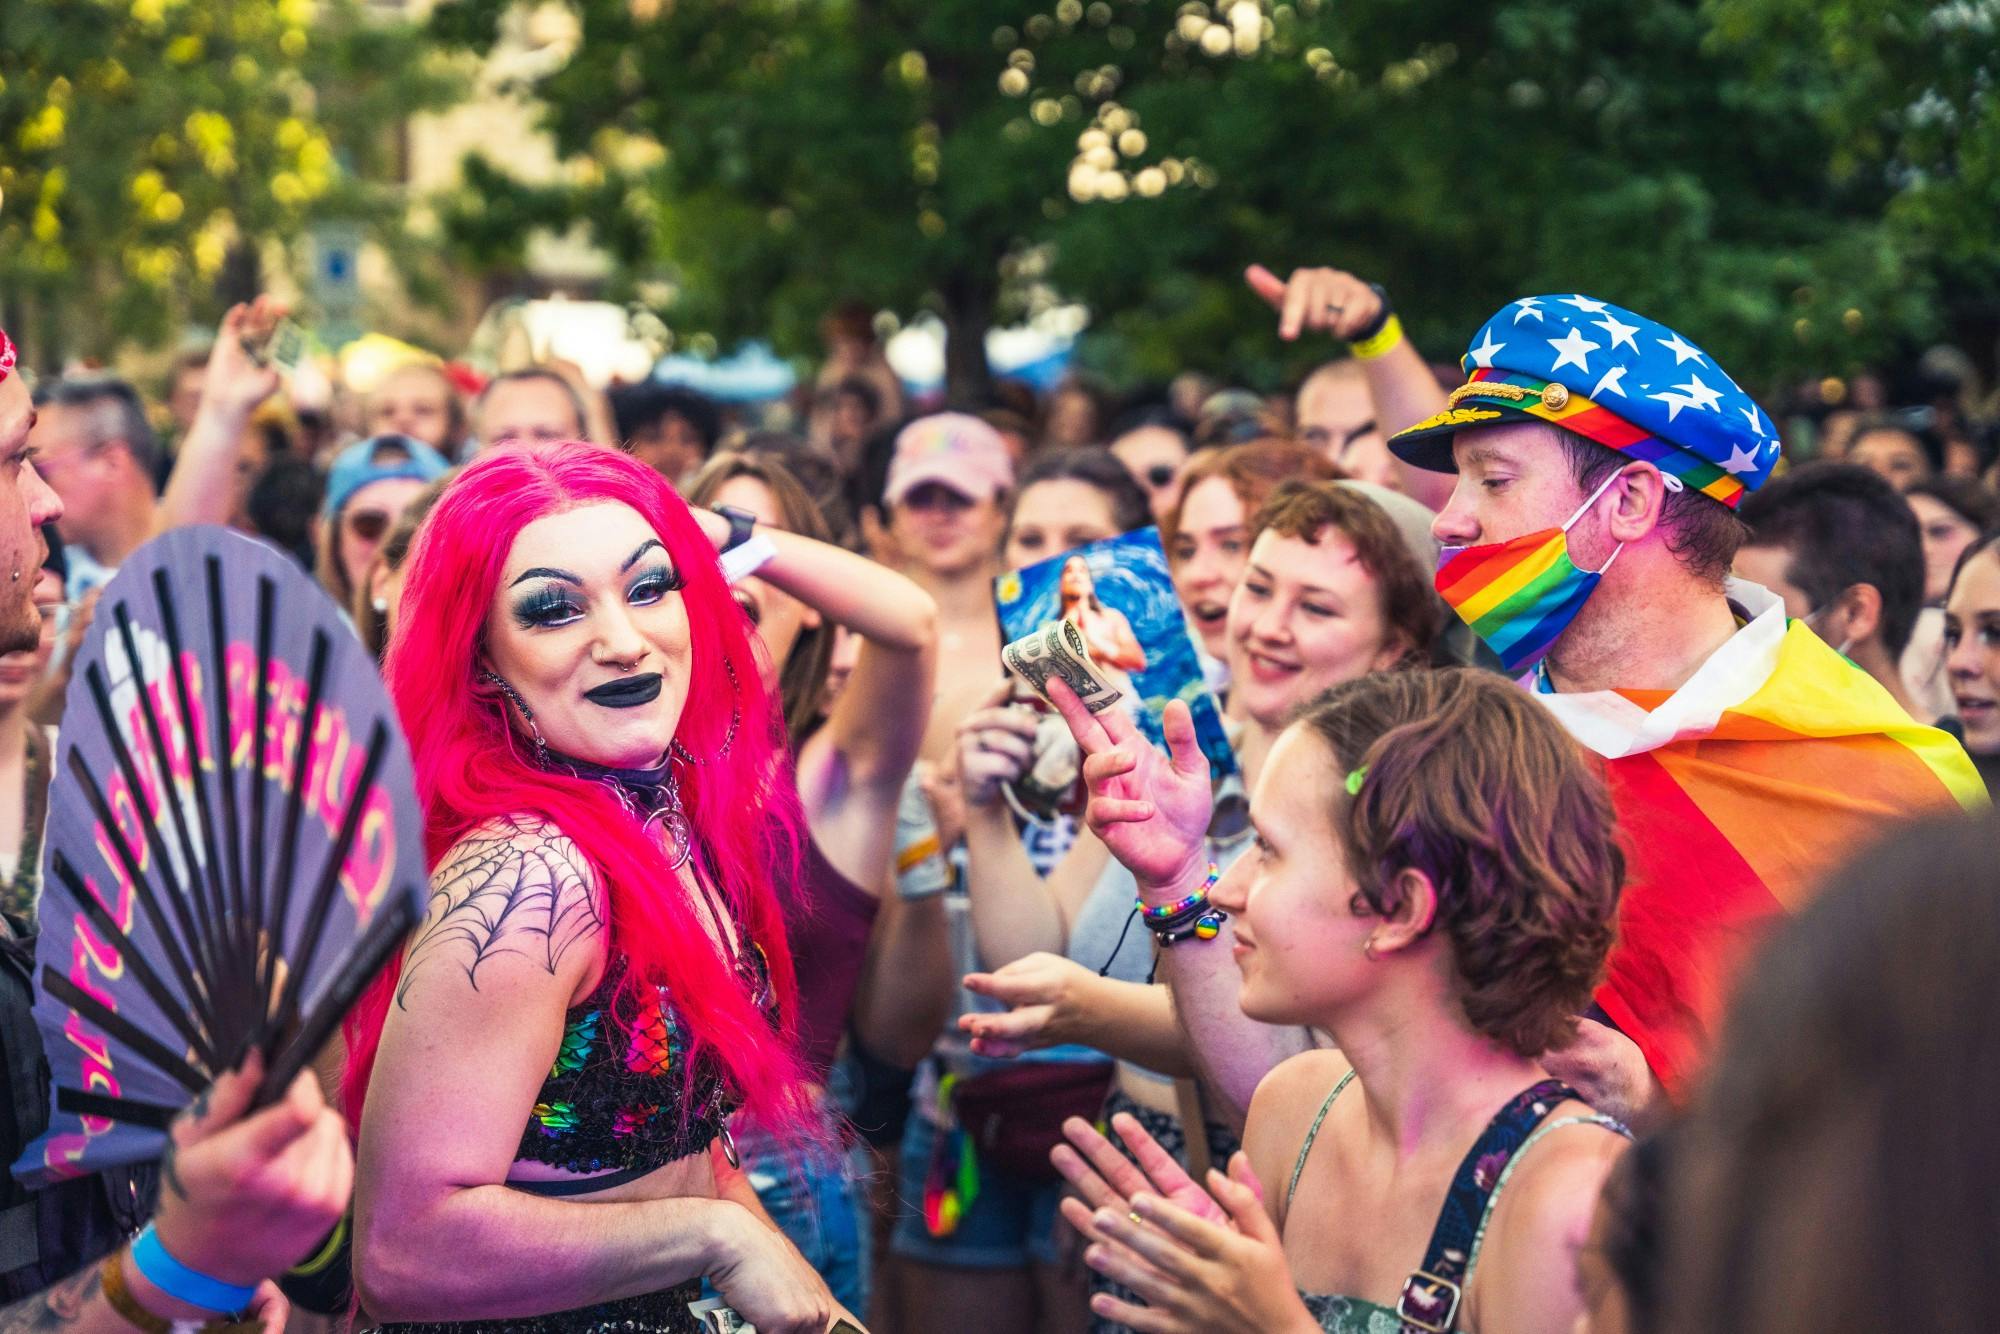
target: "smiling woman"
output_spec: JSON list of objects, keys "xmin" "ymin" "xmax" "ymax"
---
[{"xmin": 342, "ymin": 442, "xmax": 850, "ymax": 1334}]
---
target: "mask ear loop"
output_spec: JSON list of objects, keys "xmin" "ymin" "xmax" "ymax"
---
[{"xmin": 1564, "ymin": 468, "xmax": 1634, "ymax": 577}]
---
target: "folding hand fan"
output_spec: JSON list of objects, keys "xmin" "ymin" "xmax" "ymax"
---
[{"xmin": 14, "ymin": 526, "xmax": 426, "ymax": 1186}]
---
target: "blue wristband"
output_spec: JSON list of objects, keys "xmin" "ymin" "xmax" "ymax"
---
[{"xmin": 129, "ymin": 1224, "xmax": 258, "ymax": 1315}]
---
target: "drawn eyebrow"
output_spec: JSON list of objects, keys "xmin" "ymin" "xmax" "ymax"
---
[
  {"xmin": 509, "ymin": 567, "xmax": 579, "ymax": 588},
  {"xmin": 510, "ymin": 539, "xmax": 667, "ymax": 589},
  {"xmin": 621, "ymin": 539, "xmax": 665, "ymax": 573}
]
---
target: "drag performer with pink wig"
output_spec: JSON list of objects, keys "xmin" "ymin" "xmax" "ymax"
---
[{"xmin": 343, "ymin": 442, "xmax": 847, "ymax": 1334}]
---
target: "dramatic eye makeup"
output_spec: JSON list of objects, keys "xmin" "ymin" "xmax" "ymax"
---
[
  {"xmin": 505, "ymin": 539, "xmax": 684, "ymax": 631},
  {"xmin": 511, "ymin": 584, "xmax": 583, "ymax": 630},
  {"xmin": 625, "ymin": 562, "xmax": 684, "ymax": 604}
]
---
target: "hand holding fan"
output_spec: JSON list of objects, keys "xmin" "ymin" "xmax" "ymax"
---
[{"xmin": 15, "ymin": 526, "xmax": 426, "ymax": 1187}]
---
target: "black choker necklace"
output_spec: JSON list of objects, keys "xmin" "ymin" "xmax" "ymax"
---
[{"xmin": 546, "ymin": 749, "xmax": 693, "ymax": 870}]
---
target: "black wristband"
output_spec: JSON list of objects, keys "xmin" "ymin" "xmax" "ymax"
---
[
  {"xmin": 1349, "ymin": 284, "xmax": 1394, "ymax": 344},
  {"xmin": 713, "ymin": 504, "xmax": 757, "ymax": 553}
]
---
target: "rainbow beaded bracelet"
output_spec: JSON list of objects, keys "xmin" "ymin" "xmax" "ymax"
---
[{"xmin": 1137, "ymin": 863, "xmax": 1222, "ymax": 925}]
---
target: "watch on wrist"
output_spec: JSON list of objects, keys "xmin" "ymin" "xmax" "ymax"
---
[{"xmin": 713, "ymin": 505, "xmax": 758, "ymax": 554}]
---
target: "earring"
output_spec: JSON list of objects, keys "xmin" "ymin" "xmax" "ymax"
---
[
  {"xmin": 481, "ymin": 669, "xmax": 550, "ymax": 767},
  {"xmin": 8, "ymin": 571, "xmax": 17, "ymax": 583},
  {"xmin": 372, "ymin": 597, "xmax": 389, "ymax": 614},
  {"xmin": 671, "ymin": 653, "xmax": 742, "ymax": 767},
  {"xmin": 1362, "ymin": 937, "xmax": 1380, "ymax": 961}
]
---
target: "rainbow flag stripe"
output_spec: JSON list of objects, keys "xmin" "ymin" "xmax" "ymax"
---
[
  {"xmin": 1573, "ymin": 619, "xmax": 1986, "ymax": 1092},
  {"xmin": 1466, "ymin": 368, "xmax": 1747, "ymax": 507}
]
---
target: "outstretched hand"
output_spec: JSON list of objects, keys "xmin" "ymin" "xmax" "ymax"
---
[
  {"xmin": 960, "ymin": 952, "xmax": 1100, "ymax": 1058},
  {"xmin": 1245, "ymin": 264, "xmax": 1386, "ymax": 343},
  {"xmin": 1045, "ymin": 680, "xmax": 1211, "ymax": 898}
]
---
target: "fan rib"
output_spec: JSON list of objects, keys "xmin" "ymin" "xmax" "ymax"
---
[
  {"xmin": 247, "ymin": 577, "xmax": 276, "ymax": 1024},
  {"xmin": 82, "ymin": 663, "xmax": 227, "ymax": 1034},
  {"xmin": 201, "ymin": 559, "xmax": 254, "ymax": 1028},
  {"xmin": 56, "ymin": 1087, "xmax": 179, "ymax": 1132},
  {"xmin": 41, "ymin": 969, "xmax": 207, "ymax": 1096},
  {"xmin": 260, "ymin": 888, "xmax": 420, "ymax": 1104},
  {"xmin": 149, "ymin": 573, "xmax": 249, "ymax": 1064},
  {"xmin": 49, "ymin": 850, "xmax": 220, "ymax": 1071},
  {"xmin": 260, "ymin": 629, "xmax": 331, "ymax": 1042},
  {"xmin": 108, "ymin": 603, "xmax": 237, "ymax": 1055},
  {"xmin": 265, "ymin": 721, "xmax": 391, "ymax": 1045},
  {"xmin": 67, "ymin": 754, "xmax": 216, "ymax": 1043}
]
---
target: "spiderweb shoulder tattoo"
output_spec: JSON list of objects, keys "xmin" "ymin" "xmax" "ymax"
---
[{"xmin": 396, "ymin": 816, "xmax": 607, "ymax": 1008}]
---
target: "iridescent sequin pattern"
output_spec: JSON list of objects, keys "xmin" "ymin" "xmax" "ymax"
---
[{"xmin": 511, "ymin": 949, "xmax": 773, "ymax": 1175}]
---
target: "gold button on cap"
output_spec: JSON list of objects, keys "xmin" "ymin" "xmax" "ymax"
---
[{"xmin": 1541, "ymin": 383, "xmax": 1570, "ymax": 410}]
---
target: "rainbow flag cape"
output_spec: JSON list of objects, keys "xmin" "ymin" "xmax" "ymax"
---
[{"xmin": 1535, "ymin": 581, "xmax": 1987, "ymax": 1095}]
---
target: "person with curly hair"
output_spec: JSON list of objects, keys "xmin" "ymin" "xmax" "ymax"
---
[{"xmin": 1044, "ymin": 668, "xmax": 1630, "ymax": 1333}]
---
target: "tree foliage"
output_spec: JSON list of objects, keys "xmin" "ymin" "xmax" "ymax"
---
[
  {"xmin": 0, "ymin": 0, "xmax": 462, "ymax": 367},
  {"xmin": 432, "ymin": 0, "xmax": 2000, "ymax": 396}
]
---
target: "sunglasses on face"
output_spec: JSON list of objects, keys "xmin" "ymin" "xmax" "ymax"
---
[
  {"xmin": 901, "ymin": 484, "xmax": 977, "ymax": 514},
  {"xmin": 345, "ymin": 508, "xmax": 392, "ymax": 542}
]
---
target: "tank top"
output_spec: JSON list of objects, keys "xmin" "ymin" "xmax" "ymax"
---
[{"xmin": 1287, "ymin": 1071, "xmax": 1627, "ymax": 1333}]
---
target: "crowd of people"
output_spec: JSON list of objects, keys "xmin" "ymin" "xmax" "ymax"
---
[{"xmin": 0, "ymin": 254, "xmax": 1992, "ymax": 1334}]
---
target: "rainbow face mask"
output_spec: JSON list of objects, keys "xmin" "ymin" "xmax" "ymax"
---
[{"xmin": 1435, "ymin": 472, "xmax": 1624, "ymax": 674}]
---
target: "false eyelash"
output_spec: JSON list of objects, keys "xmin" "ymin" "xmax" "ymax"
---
[
  {"xmin": 628, "ymin": 565, "xmax": 686, "ymax": 599},
  {"xmin": 512, "ymin": 589, "xmax": 582, "ymax": 629}
]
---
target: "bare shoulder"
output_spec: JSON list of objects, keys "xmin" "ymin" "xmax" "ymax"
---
[
  {"xmin": 1470, "ymin": 1104, "xmax": 1630, "ymax": 1324},
  {"xmin": 1243, "ymin": 1048, "xmax": 1354, "ymax": 1219},
  {"xmin": 395, "ymin": 815, "xmax": 608, "ymax": 1007},
  {"xmin": 1247, "ymin": 1048, "xmax": 1354, "ymax": 1140}
]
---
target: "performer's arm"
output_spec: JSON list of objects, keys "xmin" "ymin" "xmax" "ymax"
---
[{"xmin": 354, "ymin": 820, "xmax": 830, "ymax": 1330}]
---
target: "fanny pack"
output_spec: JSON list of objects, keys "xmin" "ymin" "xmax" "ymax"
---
[{"xmin": 923, "ymin": 1058, "xmax": 1115, "ymax": 1235}]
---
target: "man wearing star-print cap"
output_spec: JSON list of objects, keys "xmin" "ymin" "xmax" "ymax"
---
[{"xmin": 1386, "ymin": 297, "xmax": 1985, "ymax": 1122}]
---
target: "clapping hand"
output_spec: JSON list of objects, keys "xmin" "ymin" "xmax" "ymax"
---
[
  {"xmin": 1045, "ymin": 679, "xmax": 1211, "ymax": 898},
  {"xmin": 1051, "ymin": 1112, "xmax": 1228, "ymax": 1248},
  {"xmin": 1078, "ymin": 1151, "xmax": 1317, "ymax": 1334}
]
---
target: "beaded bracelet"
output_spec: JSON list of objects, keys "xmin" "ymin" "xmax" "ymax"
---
[{"xmin": 1137, "ymin": 863, "xmax": 1222, "ymax": 925}]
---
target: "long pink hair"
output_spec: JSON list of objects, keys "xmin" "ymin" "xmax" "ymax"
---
[{"xmin": 342, "ymin": 441, "xmax": 815, "ymax": 1141}]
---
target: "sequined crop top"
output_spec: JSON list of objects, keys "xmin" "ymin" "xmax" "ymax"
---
[{"xmin": 512, "ymin": 942, "xmax": 775, "ymax": 1180}]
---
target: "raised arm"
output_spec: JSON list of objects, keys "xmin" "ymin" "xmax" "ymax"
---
[
  {"xmin": 1045, "ymin": 684, "xmax": 1311, "ymax": 1127},
  {"xmin": 157, "ymin": 299, "xmax": 284, "ymax": 533},
  {"xmin": 955, "ymin": 679, "xmax": 1112, "ymax": 966},
  {"xmin": 693, "ymin": 506, "xmax": 938, "ymax": 888},
  {"xmin": 1245, "ymin": 263, "xmax": 1452, "ymax": 512},
  {"xmin": 353, "ymin": 819, "xmax": 829, "ymax": 1331}
]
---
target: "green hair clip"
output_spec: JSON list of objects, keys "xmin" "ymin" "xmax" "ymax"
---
[{"xmin": 1345, "ymin": 765, "xmax": 1369, "ymax": 796}]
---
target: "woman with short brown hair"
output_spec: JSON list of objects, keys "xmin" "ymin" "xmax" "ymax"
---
[{"xmin": 1046, "ymin": 667, "xmax": 1630, "ymax": 1333}]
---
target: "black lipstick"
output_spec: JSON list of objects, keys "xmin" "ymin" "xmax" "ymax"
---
[{"xmin": 583, "ymin": 673, "xmax": 663, "ymax": 708}]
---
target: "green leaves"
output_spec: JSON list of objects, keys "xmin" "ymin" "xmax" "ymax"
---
[{"xmin": 0, "ymin": 0, "xmax": 461, "ymax": 363}]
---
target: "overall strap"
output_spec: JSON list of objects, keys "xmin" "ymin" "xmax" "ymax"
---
[
  {"xmin": 1284, "ymin": 1068, "xmax": 1357, "ymax": 1216},
  {"xmin": 1392, "ymin": 1078, "xmax": 1577, "ymax": 1334}
]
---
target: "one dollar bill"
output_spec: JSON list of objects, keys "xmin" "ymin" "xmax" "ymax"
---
[{"xmin": 1002, "ymin": 618, "xmax": 1123, "ymax": 715}]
